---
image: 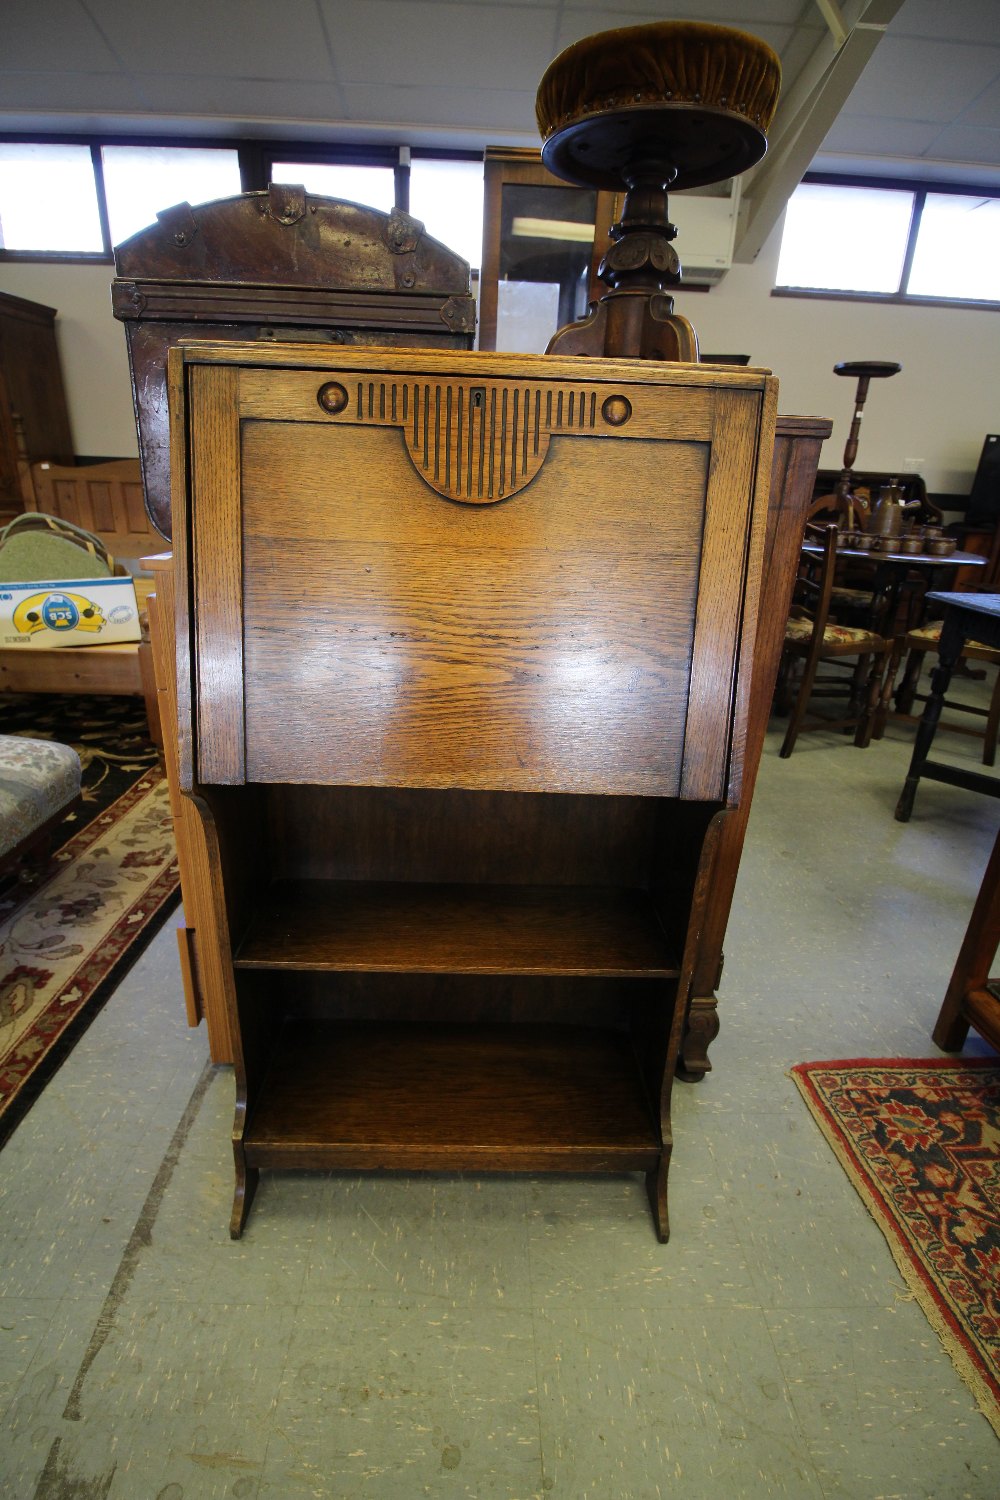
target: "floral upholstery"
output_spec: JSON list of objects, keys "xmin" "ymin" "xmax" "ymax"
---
[
  {"xmin": 908, "ymin": 622, "xmax": 997, "ymax": 654},
  {"xmin": 0, "ymin": 735, "xmax": 81, "ymax": 859},
  {"xmin": 785, "ymin": 617, "xmax": 881, "ymax": 647}
]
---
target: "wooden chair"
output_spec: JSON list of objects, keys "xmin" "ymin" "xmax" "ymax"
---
[
  {"xmin": 888, "ymin": 618, "xmax": 1000, "ymax": 766},
  {"xmin": 775, "ymin": 524, "xmax": 894, "ymax": 757},
  {"xmin": 804, "ymin": 495, "xmax": 883, "ymax": 626}
]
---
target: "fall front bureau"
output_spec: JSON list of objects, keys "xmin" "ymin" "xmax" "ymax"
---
[{"xmin": 170, "ymin": 341, "xmax": 777, "ymax": 1239}]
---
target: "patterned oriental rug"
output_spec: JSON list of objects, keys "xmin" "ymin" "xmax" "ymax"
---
[
  {"xmin": 792, "ymin": 1058, "xmax": 1000, "ymax": 1438},
  {"xmin": 0, "ymin": 693, "xmax": 180, "ymax": 1146}
]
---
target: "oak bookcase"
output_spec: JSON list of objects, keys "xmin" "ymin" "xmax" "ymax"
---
[{"xmin": 171, "ymin": 341, "xmax": 778, "ymax": 1240}]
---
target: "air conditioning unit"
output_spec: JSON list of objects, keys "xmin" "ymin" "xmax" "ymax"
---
[{"xmin": 672, "ymin": 182, "xmax": 740, "ymax": 286}]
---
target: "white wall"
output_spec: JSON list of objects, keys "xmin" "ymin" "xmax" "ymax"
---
[
  {"xmin": 0, "ymin": 261, "xmax": 138, "ymax": 458},
  {"xmin": 2, "ymin": 213, "xmax": 998, "ymax": 492},
  {"xmin": 672, "ymin": 218, "xmax": 999, "ymax": 495}
]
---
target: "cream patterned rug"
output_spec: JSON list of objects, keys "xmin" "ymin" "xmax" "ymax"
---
[{"xmin": 0, "ymin": 696, "xmax": 179, "ymax": 1143}]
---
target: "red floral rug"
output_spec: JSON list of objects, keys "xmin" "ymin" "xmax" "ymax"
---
[
  {"xmin": 792, "ymin": 1058, "xmax": 1000, "ymax": 1437},
  {"xmin": 0, "ymin": 693, "xmax": 180, "ymax": 1145}
]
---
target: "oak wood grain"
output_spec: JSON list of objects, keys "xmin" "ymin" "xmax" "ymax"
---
[
  {"xmin": 170, "ymin": 340, "xmax": 778, "ymax": 1237},
  {"xmin": 264, "ymin": 785, "xmax": 659, "ymax": 887},
  {"xmin": 189, "ymin": 363, "xmax": 244, "ymax": 785},
  {"xmin": 243, "ymin": 1020, "xmax": 661, "ymax": 1170},
  {"xmin": 680, "ymin": 383, "xmax": 776, "ymax": 801},
  {"xmin": 146, "ymin": 562, "xmax": 234, "ymax": 1060},
  {"xmin": 240, "ymin": 422, "xmax": 705, "ymax": 794},
  {"xmin": 235, "ymin": 879, "xmax": 679, "ymax": 976}
]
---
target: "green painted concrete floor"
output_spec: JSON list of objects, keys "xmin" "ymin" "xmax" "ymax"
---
[{"xmin": 2, "ymin": 696, "xmax": 999, "ymax": 1498}]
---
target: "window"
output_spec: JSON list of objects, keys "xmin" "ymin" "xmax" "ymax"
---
[
  {"xmin": 0, "ymin": 135, "xmax": 485, "ymax": 266},
  {"xmin": 0, "ymin": 143, "xmax": 103, "ymax": 253},
  {"xmin": 907, "ymin": 194, "xmax": 1000, "ymax": 303},
  {"xmin": 409, "ymin": 158, "xmax": 484, "ymax": 268},
  {"xmin": 102, "ymin": 145, "xmax": 242, "ymax": 247},
  {"xmin": 269, "ymin": 160, "xmax": 395, "ymax": 213},
  {"xmin": 775, "ymin": 175, "xmax": 1000, "ymax": 307},
  {"xmin": 776, "ymin": 182, "xmax": 913, "ymax": 295}
]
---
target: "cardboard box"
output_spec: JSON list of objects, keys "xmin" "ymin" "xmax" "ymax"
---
[{"xmin": 0, "ymin": 576, "xmax": 141, "ymax": 649}]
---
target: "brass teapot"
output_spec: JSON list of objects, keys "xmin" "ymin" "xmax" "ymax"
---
[{"xmin": 865, "ymin": 478, "xmax": 921, "ymax": 538}]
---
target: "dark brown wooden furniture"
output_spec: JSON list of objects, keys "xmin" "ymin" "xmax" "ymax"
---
[
  {"xmin": 0, "ymin": 454, "xmax": 162, "ymax": 743},
  {"xmin": 22, "ymin": 458, "xmax": 154, "ymax": 560},
  {"xmin": 933, "ymin": 821, "xmax": 1000, "ymax": 1054},
  {"xmin": 890, "ymin": 619, "xmax": 1000, "ymax": 766},
  {"xmin": 0, "ymin": 292, "xmax": 75, "ymax": 518},
  {"xmin": 799, "ymin": 536, "xmax": 985, "ymax": 640},
  {"xmin": 811, "ymin": 361, "xmax": 902, "ymax": 529},
  {"xmin": 112, "ymin": 183, "xmax": 476, "ymax": 539},
  {"xmin": 896, "ymin": 592, "xmax": 1000, "ymax": 821},
  {"xmin": 776, "ymin": 525, "xmax": 894, "ymax": 756},
  {"xmin": 477, "ymin": 147, "xmax": 618, "ymax": 353},
  {"xmin": 171, "ymin": 341, "xmax": 778, "ymax": 1239},
  {"xmin": 112, "ymin": 187, "xmax": 477, "ymax": 1060},
  {"xmin": 534, "ymin": 21, "xmax": 780, "ymax": 365}
]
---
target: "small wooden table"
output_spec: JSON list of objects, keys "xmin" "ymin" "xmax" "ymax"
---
[
  {"xmin": 0, "ymin": 578, "xmax": 160, "ymax": 745},
  {"xmin": 799, "ymin": 540, "xmax": 985, "ymax": 635},
  {"xmin": 895, "ymin": 591, "xmax": 1000, "ymax": 822}
]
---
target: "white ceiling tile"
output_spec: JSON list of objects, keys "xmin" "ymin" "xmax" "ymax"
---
[
  {"xmin": 339, "ymin": 82, "xmax": 538, "ymax": 133},
  {"xmin": 888, "ymin": 0, "xmax": 1000, "ymax": 46},
  {"xmin": 820, "ymin": 114, "xmax": 944, "ymax": 157},
  {"xmin": 0, "ymin": 70, "xmax": 147, "ymax": 112},
  {"xmin": 319, "ymin": 1, "xmax": 558, "ymax": 91},
  {"xmin": 3, "ymin": 0, "xmax": 121, "ymax": 72},
  {"xmin": 129, "ymin": 75, "xmax": 349, "ymax": 125},
  {"xmin": 924, "ymin": 123, "xmax": 1000, "ymax": 164},
  {"xmin": 560, "ymin": 0, "xmax": 805, "ymax": 21},
  {"xmin": 85, "ymin": 0, "xmax": 337, "ymax": 81},
  {"xmin": 964, "ymin": 78, "xmax": 1000, "ymax": 130},
  {"xmin": 841, "ymin": 37, "xmax": 1000, "ymax": 125},
  {"xmin": 0, "ymin": 0, "xmax": 999, "ymax": 181},
  {"xmin": 552, "ymin": 10, "xmax": 792, "ymax": 56}
]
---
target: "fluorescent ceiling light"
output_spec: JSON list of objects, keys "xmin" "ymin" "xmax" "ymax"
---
[{"xmin": 511, "ymin": 216, "xmax": 595, "ymax": 242}]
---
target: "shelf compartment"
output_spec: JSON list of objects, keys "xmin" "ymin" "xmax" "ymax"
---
[
  {"xmin": 243, "ymin": 1020, "xmax": 662, "ymax": 1173},
  {"xmin": 235, "ymin": 879, "xmax": 679, "ymax": 977}
]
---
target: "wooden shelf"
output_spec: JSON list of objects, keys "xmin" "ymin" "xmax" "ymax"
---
[
  {"xmin": 235, "ymin": 879, "xmax": 679, "ymax": 978},
  {"xmin": 244, "ymin": 1020, "xmax": 661, "ymax": 1172}
]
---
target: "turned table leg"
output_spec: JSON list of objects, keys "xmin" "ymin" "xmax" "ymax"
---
[{"xmin": 895, "ymin": 614, "xmax": 966, "ymax": 823}]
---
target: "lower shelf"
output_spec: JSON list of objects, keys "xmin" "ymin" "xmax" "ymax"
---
[{"xmin": 243, "ymin": 1020, "xmax": 662, "ymax": 1174}]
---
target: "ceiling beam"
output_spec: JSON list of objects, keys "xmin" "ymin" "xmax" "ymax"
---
[
  {"xmin": 813, "ymin": 0, "xmax": 848, "ymax": 49},
  {"xmin": 734, "ymin": 0, "xmax": 906, "ymax": 263}
]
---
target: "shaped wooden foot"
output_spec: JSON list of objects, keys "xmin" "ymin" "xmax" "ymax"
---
[
  {"xmin": 646, "ymin": 1149, "xmax": 670, "ymax": 1243},
  {"xmin": 230, "ymin": 1157, "xmax": 259, "ymax": 1239},
  {"xmin": 677, "ymin": 996, "xmax": 720, "ymax": 1081}
]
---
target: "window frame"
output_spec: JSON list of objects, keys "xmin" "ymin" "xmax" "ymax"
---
[
  {"xmin": 0, "ymin": 132, "xmax": 483, "ymax": 266},
  {"xmin": 772, "ymin": 170, "xmax": 1000, "ymax": 313}
]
